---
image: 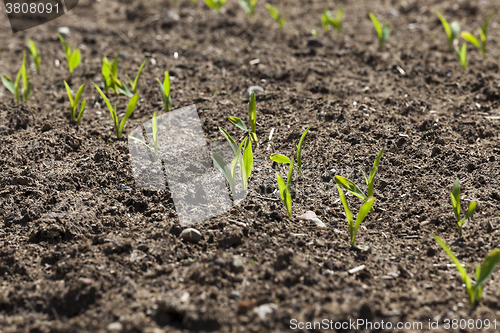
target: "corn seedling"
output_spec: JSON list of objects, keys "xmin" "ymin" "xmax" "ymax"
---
[
  {"xmin": 336, "ymin": 181, "xmax": 375, "ymax": 247},
  {"xmin": 335, "ymin": 147, "xmax": 385, "ymax": 204},
  {"xmin": 269, "ymin": 155, "xmax": 294, "ymax": 218},
  {"xmin": 433, "ymin": 234, "xmax": 500, "ymax": 310},
  {"xmin": 369, "ymin": 13, "xmax": 391, "ymax": 50},
  {"xmin": 461, "ymin": 11, "xmax": 493, "ymax": 59},
  {"xmin": 205, "ymin": 0, "xmax": 228, "ymax": 13},
  {"xmin": 228, "ymin": 92, "xmax": 258, "ymax": 145},
  {"xmin": 322, "ymin": 5, "xmax": 343, "ymax": 32},
  {"xmin": 129, "ymin": 113, "xmax": 159, "ymax": 153},
  {"xmin": 436, "ymin": 11, "xmax": 460, "ymax": 51},
  {"xmin": 212, "ymin": 133, "xmax": 252, "ymax": 193},
  {"xmin": 451, "ymin": 179, "xmax": 477, "ymax": 237},
  {"xmin": 295, "ymin": 126, "xmax": 310, "ymax": 176},
  {"xmin": 266, "ymin": 4, "xmax": 285, "ymax": 30},
  {"xmin": 57, "ymin": 33, "xmax": 81, "ymax": 75},
  {"xmin": 455, "ymin": 43, "xmax": 467, "ymax": 70},
  {"xmin": 238, "ymin": 0, "xmax": 258, "ymax": 18},
  {"xmin": 64, "ymin": 81, "xmax": 86, "ymax": 127},
  {"xmin": 27, "ymin": 40, "xmax": 41, "ymax": 74},
  {"xmin": 93, "ymin": 83, "xmax": 139, "ymax": 139},
  {"xmin": 1, "ymin": 51, "xmax": 31, "ymax": 104},
  {"xmin": 126, "ymin": 60, "xmax": 146, "ymax": 95},
  {"xmin": 157, "ymin": 71, "xmax": 172, "ymax": 112},
  {"xmin": 101, "ymin": 50, "xmax": 132, "ymax": 97}
]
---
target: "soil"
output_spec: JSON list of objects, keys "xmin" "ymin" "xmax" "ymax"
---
[{"xmin": 1, "ymin": 0, "xmax": 500, "ymax": 332}]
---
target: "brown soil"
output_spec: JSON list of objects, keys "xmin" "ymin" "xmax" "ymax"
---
[{"xmin": 1, "ymin": 0, "xmax": 500, "ymax": 332}]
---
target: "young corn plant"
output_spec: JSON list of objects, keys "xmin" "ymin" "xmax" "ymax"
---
[
  {"xmin": 125, "ymin": 60, "xmax": 146, "ymax": 95},
  {"xmin": 269, "ymin": 155, "xmax": 294, "ymax": 218},
  {"xmin": 101, "ymin": 50, "xmax": 132, "ymax": 97},
  {"xmin": 212, "ymin": 133, "xmax": 252, "ymax": 193},
  {"xmin": 157, "ymin": 71, "xmax": 172, "ymax": 112},
  {"xmin": 433, "ymin": 234, "xmax": 500, "ymax": 310},
  {"xmin": 205, "ymin": 0, "xmax": 228, "ymax": 13},
  {"xmin": 335, "ymin": 147, "xmax": 385, "ymax": 203},
  {"xmin": 369, "ymin": 13, "xmax": 391, "ymax": 50},
  {"xmin": 129, "ymin": 113, "xmax": 159, "ymax": 153},
  {"xmin": 295, "ymin": 126, "xmax": 310, "ymax": 176},
  {"xmin": 93, "ymin": 83, "xmax": 139, "ymax": 139},
  {"xmin": 64, "ymin": 81, "xmax": 86, "ymax": 127},
  {"xmin": 238, "ymin": 0, "xmax": 258, "ymax": 18},
  {"xmin": 27, "ymin": 40, "xmax": 41, "ymax": 74},
  {"xmin": 451, "ymin": 179, "xmax": 477, "ymax": 237},
  {"xmin": 266, "ymin": 4, "xmax": 285, "ymax": 29},
  {"xmin": 455, "ymin": 43, "xmax": 468, "ymax": 70},
  {"xmin": 228, "ymin": 92, "xmax": 258, "ymax": 145},
  {"xmin": 321, "ymin": 5, "xmax": 343, "ymax": 32},
  {"xmin": 436, "ymin": 11, "xmax": 460, "ymax": 51},
  {"xmin": 1, "ymin": 51, "xmax": 31, "ymax": 104},
  {"xmin": 57, "ymin": 33, "xmax": 81, "ymax": 75},
  {"xmin": 461, "ymin": 11, "xmax": 493, "ymax": 59},
  {"xmin": 336, "ymin": 182, "xmax": 375, "ymax": 247}
]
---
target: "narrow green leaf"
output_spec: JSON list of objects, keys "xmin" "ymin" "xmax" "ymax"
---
[
  {"xmin": 243, "ymin": 136, "xmax": 253, "ymax": 184},
  {"xmin": 475, "ymin": 249, "xmax": 500, "ymax": 292},
  {"xmin": 229, "ymin": 116, "xmax": 248, "ymax": 132},
  {"xmin": 219, "ymin": 127, "xmax": 238, "ymax": 153},
  {"xmin": 248, "ymin": 92, "xmax": 257, "ymax": 135},
  {"xmin": 461, "ymin": 201, "xmax": 476, "ymax": 223},
  {"xmin": 461, "ymin": 32, "xmax": 481, "ymax": 49},
  {"xmin": 270, "ymin": 154, "xmax": 291, "ymax": 164},
  {"xmin": 334, "ymin": 175, "xmax": 368, "ymax": 201},
  {"xmin": 69, "ymin": 49, "xmax": 81, "ymax": 73},
  {"xmin": 369, "ymin": 13, "xmax": 382, "ymax": 38},
  {"xmin": 212, "ymin": 152, "xmax": 235, "ymax": 192},
  {"xmin": 64, "ymin": 80, "xmax": 74, "ymax": 108},
  {"xmin": 450, "ymin": 21, "xmax": 461, "ymax": 41},
  {"xmin": 287, "ymin": 157, "xmax": 294, "ymax": 185},
  {"xmin": 381, "ymin": 23, "xmax": 391, "ymax": 47},
  {"xmin": 119, "ymin": 94, "xmax": 139, "ymax": 138},
  {"xmin": 352, "ymin": 197, "xmax": 375, "ymax": 245},
  {"xmin": 132, "ymin": 60, "xmax": 146, "ymax": 94},
  {"xmin": 74, "ymin": 83, "xmax": 85, "ymax": 110},
  {"xmin": 433, "ymin": 234, "xmax": 472, "ymax": 290},
  {"xmin": 296, "ymin": 126, "xmax": 310, "ymax": 171},
  {"xmin": 14, "ymin": 68, "xmax": 22, "ymax": 103},
  {"xmin": 1, "ymin": 75, "xmax": 15, "ymax": 96},
  {"xmin": 277, "ymin": 173, "xmax": 286, "ymax": 202},
  {"xmin": 77, "ymin": 100, "xmax": 86, "ymax": 127}
]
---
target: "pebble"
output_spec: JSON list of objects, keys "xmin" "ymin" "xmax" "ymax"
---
[
  {"xmin": 230, "ymin": 291, "xmax": 241, "ymax": 299},
  {"xmin": 246, "ymin": 86, "xmax": 264, "ymax": 99},
  {"xmin": 117, "ymin": 184, "xmax": 132, "ymax": 193},
  {"xmin": 230, "ymin": 255, "xmax": 244, "ymax": 273},
  {"xmin": 180, "ymin": 228, "xmax": 201, "ymax": 243},
  {"xmin": 311, "ymin": 218, "xmax": 327, "ymax": 229},
  {"xmin": 107, "ymin": 322, "xmax": 123, "ymax": 332},
  {"xmin": 214, "ymin": 258, "xmax": 226, "ymax": 266},
  {"xmin": 253, "ymin": 303, "xmax": 278, "ymax": 320},
  {"xmin": 307, "ymin": 37, "xmax": 324, "ymax": 47},
  {"xmin": 57, "ymin": 27, "xmax": 71, "ymax": 38}
]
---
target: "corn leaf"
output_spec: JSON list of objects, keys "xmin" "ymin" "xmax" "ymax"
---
[
  {"xmin": 229, "ymin": 116, "xmax": 248, "ymax": 132},
  {"xmin": 119, "ymin": 94, "xmax": 139, "ymax": 138},
  {"xmin": 336, "ymin": 183, "xmax": 353, "ymax": 237},
  {"xmin": 69, "ymin": 49, "xmax": 81, "ymax": 74},
  {"xmin": 77, "ymin": 100, "xmax": 86, "ymax": 127},
  {"xmin": 219, "ymin": 127, "xmax": 238, "ymax": 153},
  {"xmin": 352, "ymin": 197, "xmax": 375, "ymax": 245},
  {"xmin": 243, "ymin": 137, "xmax": 253, "ymax": 185},
  {"xmin": 459, "ymin": 202, "xmax": 476, "ymax": 226},
  {"xmin": 367, "ymin": 147, "xmax": 385, "ymax": 197},
  {"xmin": 474, "ymin": 249, "xmax": 500, "ymax": 292},
  {"xmin": 461, "ymin": 32, "xmax": 481, "ymax": 49},
  {"xmin": 249, "ymin": 92, "xmax": 257, "ymax": 137},
  {"xmin": 129, "ymin": 60, "xmax": 146, "ymax": 94},
  {"xmin": 369, "ymin": 13, "xmax": 382, "ymax": 39},
  {"xmin": 287, "ymin": 157, "xmax": 294, "ymax": 185},
  {"xmin": 64, "ymin": 80, "xmax": 74, "ymax": 108},
  {"xmin": 433, "ymin": 234, "xmax": 472, "ymax": 290},
  {"xmin": 381, "ymin": 23, "xmax": 391, "ymax": 47},
  {"xmin": 1, "ymin": 75, "xmax": 15, "ymax": 95},
  {"xmin": 270, "ymin": 154, "xmax": 291, "ymax": 164},
  {"xmin": 74, "ymin": 84, "xmax": 85, "ymax": 110},
  {"xmin": 212, "ymin": 152, "xmax": 235, "ymax": 191},
  {"xmin": 296, "ymin": 126, "xmax": 310, "ymax": 173},
  {"xmin": 451, "ymin": 179, "xmax": 461, "ymax": 221},
  {"xmin": 28, "ymin": 40, "xmax": 41, "ymax": 73},
  {"xmin": 334, "ymin": 175, "xmax": 368, "ymax": 201},
  {"xmin": 450, "ymin": 21, "xmax": 461, "ymax": 41}
]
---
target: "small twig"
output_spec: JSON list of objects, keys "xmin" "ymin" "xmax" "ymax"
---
[{"xmin": 256, "ymin": 195, "xmax": 279, "ymax": 201}]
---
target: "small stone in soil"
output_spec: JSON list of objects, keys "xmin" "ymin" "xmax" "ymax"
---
[
  {"xmin": 311, "ymin": 218, "xmax": 327, "ymax": 229},
  {"xmin": 230, "ymin": 291, "xmax": 241, "ymax": 299},
  {"xmin": 106, "ymin": 322, "xmax": 123, "ymax": 332},
  {"xmin": 117, "ymin": 184, "xmax": 132, "ymax": 193},
  {"xmin": 253, "ymin": 303, "xmax": 278, "ymax": 320},
  {"xmin": 57, "ymin": 27, "xmax": 70, "ymax": 37},
  {"xmin": 231, "ymin": 255, "xmax": 244, "ymax": 273},
  {"xmin": 307, "ymin": 37, "xmax": 324, "ymax": 47},
  {"xmin": 214, "ymin": 258, "xmax": 226, "ymax": 266},
  {"xmin": 180, "ymin": 228, "xmax": 202, "ymax": 243},
  {"xmin": 246, "ymin": 86, "xmax": 264, "ymax": 99}
]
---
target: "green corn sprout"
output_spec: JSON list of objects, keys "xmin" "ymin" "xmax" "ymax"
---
[
  {"xmin": 266, "ymin": 4, "xmax": 285, "ymax": 29},
  {"xmin": 455, "ymin": 43, "xmax": 467, "ymax": 70},
  {"xmin": 461, "ymin": 11, "xmax": 493, "ymax": 59},
  {"xmin": 1, "ymin": 51, "xmax": 31, "ymax": 104},
  {"xmin": 27, "ymin": 40, "xmax": 41, "ymax": 74},
  {"xmin": 295, "ymin": 126, "xmax": 310, "ymax": 176},
  {"xmin": 129, "ymin": 113, "xmax": 159, "ymax": 153},
  {"xmin": 436, "ymin": 11, "xmax": 460, "ymax": 52},
  {"xmin": 369, "ymin": 13, "xmax": 391, "ymax": 50},
  {"xmin": 336, "ymin": 181, "xmax": 375, "ymax": 247},
  {"xmin": 270, "ymin": 155, "xmax": 294, "ymax": 218},
  {"xmin": 157, "ymin": 71, "xmax": 172, "ymax": 112},
  {"xmin": 93, "ymin": 83, "xmax": 138, "ymax": 139},
  {"xmin": 205, "ymin": 0, "xmax": 228, "ymax": 13},
  {"xmin": 451, "ymin": 179, "xmax": 477, "ymax": 237},
  {"xmin": 433, "ymin": 234, "xmax": 500, "ymax": 310},
  {"xmin": 126, "ymin": 60, "xmax": 146, "ymax": 95},
  {"xmin": 322, "ymin": 5, "xmax": 343, "ymax": 32},
  {"xmin": 238, "ymin": 0, "xmax": 258, "ymax": 17},
  {"xmin": 212, "ymin": 134, "xmax": 252, "ymax": 193},
  {"xmin": 335, "ymin": 147, "xmax": 385, "ymax": 203},
  {"xmin": 64, "ymin": 81, "xmax": 86, "ymax": 127},
  {"xmin": 228, "ymin": 92, "xmax": 258, "ymax": 145},
  {"xmin": 57, "ymin": 33, "xmax": 81, "ymax": 75},
  {"xmin": 101, "ymin": 50, "xmax": 132, "ymax": 97}
]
